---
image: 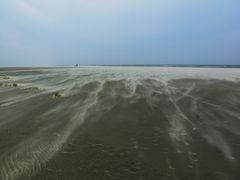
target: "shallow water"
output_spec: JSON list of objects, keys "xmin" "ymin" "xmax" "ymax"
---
[{"xmin": 0, "ymin": 66, "xmax": 240, "ymax": 180}]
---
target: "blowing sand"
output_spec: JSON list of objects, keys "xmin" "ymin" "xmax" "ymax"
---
[{"xmin": 0, "ymin": 66, "xmax": 240, "ymax": 180}]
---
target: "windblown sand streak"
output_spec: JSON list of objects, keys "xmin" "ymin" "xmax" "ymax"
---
[{"xmin": 0, "ymin": 67, "xmax": 240, "ymax": 180}]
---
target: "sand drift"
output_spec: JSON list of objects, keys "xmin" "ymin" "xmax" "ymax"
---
[{"xmin": 0, "ymin": 66, "xmax": 240, "ymax": 180}]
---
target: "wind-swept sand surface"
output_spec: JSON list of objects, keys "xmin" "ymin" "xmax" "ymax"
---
[{"xmin": 0, "ymin": 66, "xmax": 240, "ymax": 180}]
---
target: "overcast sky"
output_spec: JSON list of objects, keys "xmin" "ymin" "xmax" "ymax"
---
[{"xmin": 0, "ymin": 0, "xmax": 240, "ymax": 66}]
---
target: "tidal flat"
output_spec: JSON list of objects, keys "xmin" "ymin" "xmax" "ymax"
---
[{"xmin": 0, "ymin": 66, "xmax": 240, "ymax": 180}]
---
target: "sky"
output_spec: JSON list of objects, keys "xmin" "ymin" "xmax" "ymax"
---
[{"xmin": 0, "ymin": 0, "xmax": 240, "ymax": 66}]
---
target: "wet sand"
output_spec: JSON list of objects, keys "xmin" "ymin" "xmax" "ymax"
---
[{"xmin": 0, "ymin": 67, "xmax": 240, "ymax": 180}]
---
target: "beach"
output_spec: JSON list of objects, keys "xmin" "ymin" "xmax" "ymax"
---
[{"xmin": 0, "ymin": 66, "xmax": 240, "ymax": 180}]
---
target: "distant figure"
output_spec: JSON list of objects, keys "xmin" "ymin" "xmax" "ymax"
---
[{"xmin": 75, "ymin": 64, "xmax": 79, "ymax": 67}]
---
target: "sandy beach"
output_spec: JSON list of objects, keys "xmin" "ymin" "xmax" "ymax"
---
[{"xmin": 0, "ymin": 67, "xmax": 240, "ymax": 180}]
